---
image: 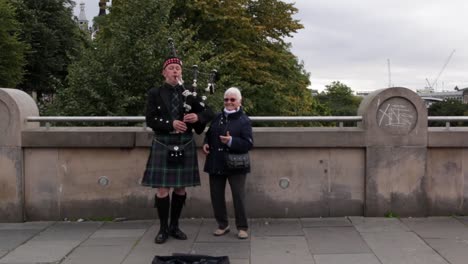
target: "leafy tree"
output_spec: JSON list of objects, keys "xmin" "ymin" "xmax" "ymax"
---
[
  {"xmin": 48, "ymin": 0, "xmax": 216, "ymax": 117},
  {"xmin": 9, "ymin": 0, "xmax": 83, "ymax": 101},
  {"xmin": 316, "ymin": 81, "xmax": 362, "ymax": 116},
  {"xmin": 0, "ymin": 0, "xmax": 28, "ymax": 87},
  {"xmin": 170, "ymin": 0, "xmax": 321, "ymax": 117},
  {"xmin": 428, "ymin": 99, "xmax": 468, "ymax": 126},
  {"xmin": 51, "ymin": 0, "xmax": 322, "ymax": 122}
]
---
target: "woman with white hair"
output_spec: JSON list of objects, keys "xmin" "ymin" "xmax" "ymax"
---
[{"xmin": 202, "ymin": 87, "xmax": 253, "ymax": 239}]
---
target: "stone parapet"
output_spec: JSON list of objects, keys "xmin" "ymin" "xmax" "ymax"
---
[
  {"xmin": 2, "ymin": 87, "xmax": 468, "ymax": 221},
  {"xmin": 0, "ymin": 88, "xmax": 38, "ymax": 222}
]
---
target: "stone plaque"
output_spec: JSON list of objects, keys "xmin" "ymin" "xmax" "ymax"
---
[{"xmin": 376, "ymin": 97, "xmax": 417, "ymax": 135}]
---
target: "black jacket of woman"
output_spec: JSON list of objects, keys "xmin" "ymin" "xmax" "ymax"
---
[{"xmin": 203, "ymin": 107, "xmax": 253, "ymax": 175}]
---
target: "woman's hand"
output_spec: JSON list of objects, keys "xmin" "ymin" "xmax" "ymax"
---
[
  {"xmin": 202, "ymin": 144, "xmax": 210, "ymax": 154},
  {"xmin": 219, "ymin": 131, "xmax": 232, "ymax": 145}
]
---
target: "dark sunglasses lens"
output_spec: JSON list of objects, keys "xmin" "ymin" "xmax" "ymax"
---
[{"xmin": 224, "ymin": 98, "xmax": 236, "ymax": 102}]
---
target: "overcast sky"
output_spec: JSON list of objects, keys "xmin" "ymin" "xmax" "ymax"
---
[
  {"xmin": 74, "ymin": 0, "xmax": 468, "ymax": 92},
  {"xmin": 283, "ymin": 0, "xmax": 468, "ymax": 92}
]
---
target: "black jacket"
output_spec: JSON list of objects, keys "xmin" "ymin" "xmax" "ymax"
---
[
  {"xmin": 145, "ymin": 83, "xmax": 214, "ymax": 135},
  {"xmin": 203, "ymin": 107, "xmax": 253, "ymax": 175}
]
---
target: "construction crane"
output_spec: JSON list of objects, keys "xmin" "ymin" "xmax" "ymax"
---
[
  {"xmin": 387, "ymin": 59, "xmax": 392, "ymax": 88},
  {"xmin": 427, "ymin": 49, "xmax": 456, "ymax": 90}
]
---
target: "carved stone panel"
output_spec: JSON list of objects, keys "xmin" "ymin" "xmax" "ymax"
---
[{"xmin": 376, "ymin": 97, "xmax": 417, "ymax": 135}]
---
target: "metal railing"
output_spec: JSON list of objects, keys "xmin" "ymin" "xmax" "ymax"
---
[
  {"xmin": 25, "ymin": 116, "xmax": 363, "ymax": 129},
  {"xmin": 25, "ymin": 116, "xmax": 468, "ymax": 129}
]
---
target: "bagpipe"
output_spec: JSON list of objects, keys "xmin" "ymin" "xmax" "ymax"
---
[{"xmin": 167, "ymin": 38, "xmax": 218, "ymax": 112}]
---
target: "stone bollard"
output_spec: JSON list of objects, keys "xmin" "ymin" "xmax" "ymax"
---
[
  {"xmin": 358, "ymin": 87, "xmax": 428, "ymax": 217},
  {"xmin": 0, "ymin": 88, "xmax": 39, "ymax": 222}
]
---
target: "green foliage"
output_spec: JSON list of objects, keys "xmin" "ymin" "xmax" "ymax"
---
[
  {"xmin": 49, "ymin": 0, "xmax": 216, "ymax": 117},
  {"xmin": 49, "ymin": 0, "xmax": 323, "ymax": 121},
  {"xmin": 9, "ymin": 0, "xmax": 82, "ymax": 100},
  {"xmin": 0, "ymin": 0, "xmax": 28, "ymax": 87},
  {"xmin": 428, "ymin": 99, "xmax": 468, "ymax": 127},
  {"xmin": 171, "ymin": 0, "xmax": 320, "ymax": 118},
  {"xmin": 384, "ymin": 211, "xmax": 399, "ymax": 218},
  {"xmin": 316, "ymin": 81, "xmax": 362, "ymax": 116}
]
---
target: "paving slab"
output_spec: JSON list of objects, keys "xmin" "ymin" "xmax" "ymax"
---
[
  {"xmin": 191, "ymin": 242, "xmax": 250, "ymax": 259},
  {"xmin": 0, "ymin": 222, "xmax": 101, "ymax": 264},
  {"xmin": 401, "ymin": 217, "xmax": 468, "ymax": 239},
  {"xmin": 361, "ymin": 230, "xmax": 449, "ymax": 264},
  {"xmin": 61, "ymin": 245, "xmax": 133, "ymax": 264},
  {"xmin": 229, "ymin": 259, "xmax": 249, "ymax": 264},
  {"xmin": 100, "ymin": 220, "xmax": 154, "ymax": 230},
  {"xmin": 196, "ymin": 219, "xmax": 250, "ymax": 242},
  {"xmin": 455, "ymin": 216, "xmax": 468, "ymax": 226},
  {"xmin": 250, "ymin": 218, "xmax": 303, "ymax": 236},
  {"xmin": 313, "ymin": 253, "xmax": 381, "ymax": 264},
  {"xmin": 301, "ymin": 217, "xmax": 352, "ymax": 227},
  {"xmin": 121, "ymin": 221, "xmax": 201, "ymax": 264},
  {"xmin": 0, "ymin": 221, "xmax": 53, "ymax": 230},
  {"xmin": 82, "ymin": 236, "xmax": 141, "ymax": 247},
  {"xmin": 251, "ymin": 236, "xmax": 315, "ymax": 264},
  {"xmin": 349, "ymin": 216, "xmax": 411, "ymax": 233},
  {"xmin": 0, "ymin": 230, "xmax": 42, "ymax": 251},
  {"xmin": 0, "ymin": 240, "xmax": 82, "ymax": 263},
  {"xmin": 2, "ymin": 218, "xmax": 467, "ymax": 264},
  {"xmin": 424, "ymin": 238, "xmax": 468, "ymax": 264},
  {"xmin": 304, "ymin": 227, "xmax": 371, "ymax": 254},
  {"xmin": 89, "ymin": 228, "xmax": 147, "ymax": 238},
  {"xmin": 32, "ymin": 222, "xmax": 103, "ymax": 241}
]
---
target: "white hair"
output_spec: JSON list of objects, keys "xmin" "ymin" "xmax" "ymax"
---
[{"xmin": 224, "ymin": 87, "xmax": 242, "ymax": 100}]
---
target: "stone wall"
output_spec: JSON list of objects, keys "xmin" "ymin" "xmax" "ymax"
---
[{"xmin": 2, "ymin": 87, "xmax": 468, "ymax": 221}]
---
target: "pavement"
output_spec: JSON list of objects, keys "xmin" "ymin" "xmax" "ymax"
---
[{"xmin": 1, "ymin": 216, "xmax": 468, "ymax": 264}]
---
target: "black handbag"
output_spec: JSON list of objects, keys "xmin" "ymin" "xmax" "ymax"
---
[
  {"xmin": 225, "ymin": 152, "xmax": 250, "ymax": 169},
  {"xmin": 152, "ymin": 254, "xmax": 230, "ymax": 264}
]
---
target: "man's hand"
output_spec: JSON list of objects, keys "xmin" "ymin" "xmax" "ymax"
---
[
  {"xmin": 183, "ymin": 113, "xmax": 199, "ymax": 123},
  {"xmin": 173, "ymin": 120, "xmax": 187, "ymax": 133}
]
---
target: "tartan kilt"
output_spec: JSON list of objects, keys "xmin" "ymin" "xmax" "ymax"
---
[{"xmin": 142, "ymin": 133, "xmax": 201, "ymax": 188}]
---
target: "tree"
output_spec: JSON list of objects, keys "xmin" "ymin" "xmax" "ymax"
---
[
  {"xmin": 428, "ymin": 99, "xmax": 468, "ymax": 126},
  {"xmin": 170, "ymin": 0, "xmax": 321, "ymax": 117},
  {"xmin": 0, "ymin": 0, "xmax": 28, "ymax": 87},
  {"xmin": 316, "ymin": 81, "xmax": 362, "ymax": 116},
  {"xmin": 48, "ymin": 0, "xmax": 215, "ymax": 117},
  {"xmin": 51, "ymin": 0, "xmax": 321, "ymax": 121},
  {"xmin": 9, "ymin": 0, "xmax": 83, "ymax": 101}
]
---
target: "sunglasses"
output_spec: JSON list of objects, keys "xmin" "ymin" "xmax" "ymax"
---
[{"xmin": 224, "ymin": 98, "xmax": 236, "ymax": 102}]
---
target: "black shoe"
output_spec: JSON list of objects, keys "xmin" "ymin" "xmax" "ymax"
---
[
  {"xmin": 169, "ymin": 226, "xmax": 187, "ymax": 240},
  {"xmin": 155, "ymin": 229, "xmax": 169, "ymax": 244}
]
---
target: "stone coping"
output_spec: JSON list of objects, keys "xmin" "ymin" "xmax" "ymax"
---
[
  {"xmin": 22, "ymin": 127, "xmax": 366, "ymax": 148},
  {"xmin": 21, "ymin": 126, "xmax": 468, "ymax": 148}
]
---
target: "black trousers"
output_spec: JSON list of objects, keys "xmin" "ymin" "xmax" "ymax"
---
[{"xmin": 209, "ymin": 173, "xmax": 248, "ymax": 231}]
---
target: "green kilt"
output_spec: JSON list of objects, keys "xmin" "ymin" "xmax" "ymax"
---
[{"xmin": 142, "ymin": 133, "xmax": 201, "ymax": 188}]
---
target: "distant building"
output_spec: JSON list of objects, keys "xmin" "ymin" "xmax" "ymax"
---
[
  {"xmin": 355, "ymin": 87, "xmax": 468, "ymax": 108},
  {"xmin": 75, "ymin": 1, "xmax": 110, "ymax": 39},
  {"xmin": 77, "ymin": 2, "xmax": 89, "ymax": 31},
  {"xmin": 355, "ymin": 91, "xmax": 371, "ymax": 97}
]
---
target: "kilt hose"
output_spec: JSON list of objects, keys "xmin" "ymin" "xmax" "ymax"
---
[{"xmin": 142, "ymin": 133, "xmax": 201, "ymax": 188}]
